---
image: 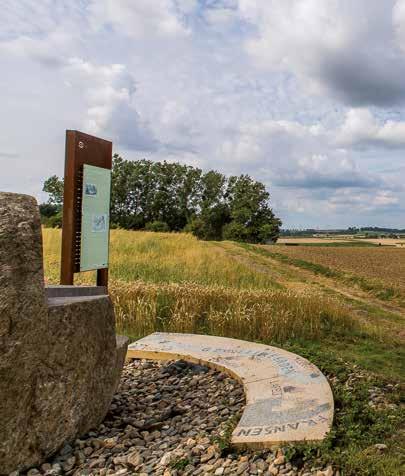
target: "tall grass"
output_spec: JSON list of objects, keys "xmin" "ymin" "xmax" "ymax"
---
[
  {"xmin": 42, "ymin": 229, "xmax": 279, "ymax": 289},
  {"xmin": 111, "ymin": 280, "xmax": 356, "ymax": 343},
  {"xmin": 42, "ymin": 228, "xmax": 357, "ymax": 343}
]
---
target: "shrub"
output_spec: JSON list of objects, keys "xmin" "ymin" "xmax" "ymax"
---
[
  {"xmin": 145, "ymin": 221, "xmax": 170, "ymax": 232},
  {"xmin": 42, "ymin": 210, "xmax": 63, "ymax": 228},
  {"xmin": 222, "ymin": 221, "xmax": 248, "ymax": 242}
]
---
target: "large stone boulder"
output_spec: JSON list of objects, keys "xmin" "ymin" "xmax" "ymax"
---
[{"xmin": 0, "ymin": 193, "xmax": 128, "ymax": 474}]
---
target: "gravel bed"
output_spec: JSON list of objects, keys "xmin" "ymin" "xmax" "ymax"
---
[{"xmin": 19, "ymin": 360, "xmax": 336, "ymax": 476}]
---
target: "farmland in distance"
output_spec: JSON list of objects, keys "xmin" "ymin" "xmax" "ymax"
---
[{"xmin": 266, "ymin": 244, "xmax": 405, "ymax": 306}]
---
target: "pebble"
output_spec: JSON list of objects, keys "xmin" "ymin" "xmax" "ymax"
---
[
  {"xmin": 269, "ymin": 464, "xmax": 279, "ymax": 475},
  {"xmin": 274, "ymin": 455, "xmax": 286, "ymax": 466},
  {"xmin": 316, "ymin": 468, "xmax": 334, "ymax": 476},
  {"xmin": 15, "ymin": 360, "xmax": 337, "ymax": 476},
  {"xmin": 237, "ymin": 461, "xmax": 249, "ymax": 474},
  {"xmin": 159, "ymin": 451, "xmax": 174, "ymax": 466},
  {"xmin": 127, "ymin": 450, "xmax": 143, "ymax": 467},
  {"xmin": 374, "ymin": 443, "xmax": 388, "ymax": 451}
]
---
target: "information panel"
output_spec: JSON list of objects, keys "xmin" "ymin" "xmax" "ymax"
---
[{"xmin": 80, "ymin": 164, "xmax": 111, "ymax": 271}]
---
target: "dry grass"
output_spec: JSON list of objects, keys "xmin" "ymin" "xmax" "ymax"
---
[
  {"xmin": 42, "ymin": 228, "xmax": 356, "ymax": 343},
  {"xmin": 42, "ymin": 228, "xmax": 279, "ymax": 289},
  {"xmin": 110, "ymin": 280, "xmax": 355, "ymax": 342}
]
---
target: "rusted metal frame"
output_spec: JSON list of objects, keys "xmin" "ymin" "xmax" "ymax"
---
[{"xmin": 60, "ymin": 130, "xmax": 112, "ymax": 289}]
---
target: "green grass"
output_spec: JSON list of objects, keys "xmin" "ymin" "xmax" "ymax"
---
[
  {"xmin": 282, "ymin": 340, "xmax": 405, "ymax": 475},
  {"xmin": 170, "ymin": 458, "xmax": 190, "ymax": 470},
  {"xmin": 212, "ymin": 415, "xmax": 240, "ymax": 454},
  {"xmin": 286, "ymin": 334, "xmax": 405, "ymax": 383}
]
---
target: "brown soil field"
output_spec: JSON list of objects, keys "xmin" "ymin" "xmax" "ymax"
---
[
  {"xmin": 278, "ymin": 237, "xmax": 405, "ymax": 247},
  {"xmin": 358, "ymin": 238, "xmax": 405, "ymax": 246},
  {"xmin": 278, "ymin": 238, "xmax": 349, "ymax": 244},
  {"xmin": 271, "ymin": 245, "xmax": 405, "ymax": 294}
]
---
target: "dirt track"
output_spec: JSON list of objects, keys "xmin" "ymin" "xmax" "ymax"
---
[{"xmin": 219, "ymin": 242, "xmax": 405, "ymax": 341}]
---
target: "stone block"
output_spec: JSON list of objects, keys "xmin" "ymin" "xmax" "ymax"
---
[{"xmin": 0, "ymin": 192, "xmax": 128, "ymax": 474}]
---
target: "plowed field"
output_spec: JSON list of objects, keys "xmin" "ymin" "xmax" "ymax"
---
[{"xmin": 272, "ymin": 245, "xmax": 405, "ymax": 295}]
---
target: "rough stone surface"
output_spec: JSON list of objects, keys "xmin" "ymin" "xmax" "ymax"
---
[
  {"xmin": 0, "ymin": 192, "xmax": 128, "ymax": 474},
  {"xmin": 127, "ymin": 333, "xmax": 334, "ymax": 449},
  {"xmin": 0, "ymin": 193, "xmax": 48, "ymax": 473}
]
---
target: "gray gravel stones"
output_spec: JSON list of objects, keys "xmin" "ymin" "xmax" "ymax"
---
[{"xmin": 15, "ymin": 360, "xmax": 338, "ymax": 476}]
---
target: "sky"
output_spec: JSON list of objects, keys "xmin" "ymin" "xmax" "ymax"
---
[{"xmin": 1, "ymin": 0, "xmax": 405, "ymax": 229}]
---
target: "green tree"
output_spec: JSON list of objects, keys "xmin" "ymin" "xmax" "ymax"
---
[
  {"xmin": 111, "ymin": 155, "xmax": 155, "ymax": 228},
  {"xmin": 189, "ymin": 170, "xmax": 229, "ymax": 240},
  {"xmin": 111, "ymin": 157, "xmax": 202, "ymax": 231},
  {"xmin": 43, "ymin": 175, "xmax": 64, "ymax": 206},
  {"xmin": 189, "ymin": 203, "xmax": 230, "ymax": 241},
  {"xmin": 200, "ymin": 170, "xmax": 226, "ymax": 210},
  {"xmin": 224, "ymin": 175, "xmax": 281, "ymax": 243},
  {"xmin": 42, "ymin": 156, "xmax": 281, "ymax": 242},
  {"xmin": 40, "ymin": 175, "xmax": 64, "ymax": 227}
]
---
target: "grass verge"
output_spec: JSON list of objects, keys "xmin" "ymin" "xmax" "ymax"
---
[{"xmin": 282, "ymin": 341, "xmax": 405, "ymax": 476}]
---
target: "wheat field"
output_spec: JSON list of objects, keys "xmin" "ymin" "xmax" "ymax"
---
[{"xmin": 42, "ymin": 229, "xmax": 355, "ymax": 342}]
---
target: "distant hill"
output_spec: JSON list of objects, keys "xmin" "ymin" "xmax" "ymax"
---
[{"xmin": 281, "ymin": 227, "xmax": 405, "ymax": 237}]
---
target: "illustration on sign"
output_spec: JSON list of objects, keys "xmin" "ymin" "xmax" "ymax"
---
[
  {"xmin": 80, "ymin": 164, "xmax": 111, "ymax": 271},
  {"xmin": 92, "ymin": 214, "xmax": 107, "ymax": 233},
  {"xmin": 85, "ymin": 183, "xmax": 98, "ymax": 196}
]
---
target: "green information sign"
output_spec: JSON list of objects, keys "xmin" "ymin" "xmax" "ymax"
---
[{"xmin": 80, "ymin": 164, "xmax": 111, "ymax": 271}]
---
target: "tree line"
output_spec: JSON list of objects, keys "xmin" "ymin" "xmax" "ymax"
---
[{"xmin": 41, "ymin": 154, "xmax": 281, "ymax": 244}]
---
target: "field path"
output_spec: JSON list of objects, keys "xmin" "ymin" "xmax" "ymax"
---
[{"xmin": 218, "ymin": 242, "xmax": 405, "ymax": 340}]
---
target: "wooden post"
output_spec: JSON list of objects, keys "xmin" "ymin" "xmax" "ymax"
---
[{"xmin": 60, "ymin": 130, "xmax": 112, "ymax": 288}]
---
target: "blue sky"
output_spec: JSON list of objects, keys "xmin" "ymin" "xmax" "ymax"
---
[{"xmin": 1, "ymin": 0, "xmax": 404, "ymax": 228}]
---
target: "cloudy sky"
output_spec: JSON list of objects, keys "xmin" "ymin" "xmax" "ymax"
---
[{"xmin": 1, "ymin": 0, "xmax": 405, "ymax": 228}]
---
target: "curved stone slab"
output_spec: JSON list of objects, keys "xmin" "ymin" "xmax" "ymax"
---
[{"xmin": 127, "ymin": 333, "xmax": 334, "ymax": 449}]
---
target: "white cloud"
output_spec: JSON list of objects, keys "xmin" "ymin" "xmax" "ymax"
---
[
  {"xmin": 337, "ymin": 108, "xmax": 405, "ymax": 148},
  {"xmin": 176, "ymin": 0, "xmax": 199, "ymax": 15},
  {"xmin": 88, "ymin": 0, "xmax": 190, "ymax": 38},
  {"xmin": 0, "ymin": 1, "xmax": 87, "ymax": 66},
  {"xmin": 328, "ymin": 189, "xmax": 399, "ymax": 212},
  {"xmin": 239, "ymin": 0, "xmax": 405, "ymax": 106},
  {"xmin": 63, "ymin": 58, "xmax": 157, "ymax": 150},
  {"xmin": 0, "ymin": 34, "xmax": 63, "ymax": 66},
  {"xmin": 203, "ymin": 1, "xmax": 240, "ymax": 28},
  {"xmin": 275, "ymin": 154, "xmax": 379, "ymax": 190},
  {"xmin": 0, "ymin": 0, "xmax": 404, "ymax": 227},
  {"xmin": 213, "ymin": 119, "xmax": 382, "ymax": 191},
  {"xmin": 0, "ymin": 1, "xmax": 80, "ymax": 39},
  {"xmin": 0, "ymin": 7, "xmax": 157, "ymax": 154},
  {"xmin": 393, "ymin": 0, "xmax": 405, "ymax": 51}
]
